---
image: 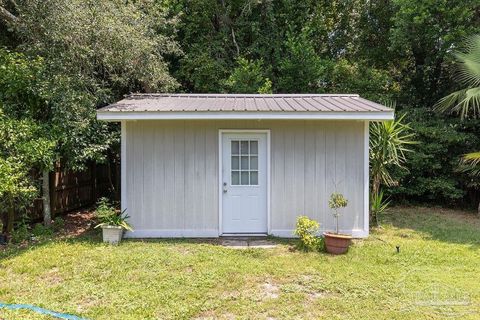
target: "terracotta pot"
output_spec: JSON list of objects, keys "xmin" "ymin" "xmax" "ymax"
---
[{"xmin": 323, "ymin": 232, "xmax": 352, "ymax": 254}]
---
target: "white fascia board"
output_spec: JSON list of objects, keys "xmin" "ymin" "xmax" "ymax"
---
[{"xmin": 97, "ymin": 111, "xmax": 394, "ymax": 121}]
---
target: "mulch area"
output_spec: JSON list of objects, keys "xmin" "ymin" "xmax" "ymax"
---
[
  {"xmin": 57, "ymin": 208, "xmax": 97, "ymax": 238},
  {"xmin": 0, "ymin": 208, "xmax": 98, "ymax": 253}
]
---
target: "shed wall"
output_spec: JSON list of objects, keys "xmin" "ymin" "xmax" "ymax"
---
[{"xmin": 123, "ymin": 120, "xmax": 367, "ymax": 237}]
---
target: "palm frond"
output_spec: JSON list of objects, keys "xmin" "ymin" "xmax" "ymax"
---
[
  {"xmin": 435, "ymin": 88, "xmax": 480, "ymax": 119},
  {"xmin": 370, "ymin": 113, "xmax": 416, "ymax": 188},
  {"xmin": 458, "ymin": 151, "xmax": 480, "ymax": 178},
  {"xmin": 434, "ymin": 35, "xmax": 480, "ymax": 119},
  {"xmin": 454, "ymin": 35, "xmax": 480, "ymax": 87},
  {"xmin": 463, "ymin": 151, "xmax": 480, "ymax": 166}
]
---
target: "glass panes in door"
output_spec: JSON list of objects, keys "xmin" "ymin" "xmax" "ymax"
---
[{"xmin": 231, "ymin": 140, "xmax": 259, "ymax": 185}]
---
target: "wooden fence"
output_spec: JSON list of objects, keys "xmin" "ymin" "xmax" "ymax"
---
[{"xmin": 30, "ymin": 161, "xmax": 120, "ymax": 220}]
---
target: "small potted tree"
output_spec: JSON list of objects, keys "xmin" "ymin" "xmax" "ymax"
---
[
  {"xmin": 94, "ymin": 198, "xmax": 132, "ymax": 244},
  {"xmin": 324, "ymin": 192, "xmax": 352, "ymax": 254}
]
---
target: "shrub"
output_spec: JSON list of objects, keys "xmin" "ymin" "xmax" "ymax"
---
[
  {"xmin": 31, "ymin": 223, "xmax": 54, "ymax": 237},
  {"xmin": 52, "ymin": 217, "xmax": 65, "ymax": 232},
  {"xmin": 11, "ymin": 219, "xmax": 29, "ymax": 244},
  {"xmin": 294, "ymin": 216, "xmax": 321, "ymax": 251}
]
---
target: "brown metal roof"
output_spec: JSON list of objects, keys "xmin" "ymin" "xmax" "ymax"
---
[{"xmin": 98, "ymin": 94, "xmax": 392, "ymax": 113}]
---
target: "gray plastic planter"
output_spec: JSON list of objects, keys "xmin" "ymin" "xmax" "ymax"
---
[{"xmin": 101, "ymin": 225, "xmax": 123, "ymax": 244}]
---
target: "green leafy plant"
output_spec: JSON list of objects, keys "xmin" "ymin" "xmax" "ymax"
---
[
  {"xmin": 294, "ymin": 216, "xmax": 321, "ymax": 251},
  {"xmin": 328, "ymin": 193, "xmax": 348, "ymax": 234},
  {"xmin": 370, "ymin": 190, "xmax": 391, "ymax": 221},
  {"xmin": 224, "ymin": 57, "xmax": 271, "ymax": 94},
  {"xmin": 94, "ymin": 198, "xmax": 132, "ymax": 231},
  {"xmin": 369, "ymin": 112, "xmax": 415, "ymax": 224},
  {"xmin": 52, "ymin": 217, "xmax": 65, "ymax": 232},
  {"xmin": 31, "ymin": 223, "xmax": 54, "ymax": 238},
  {"xmin": 11, "ymin": 214, "xmax": 30, "ymax": 244}
]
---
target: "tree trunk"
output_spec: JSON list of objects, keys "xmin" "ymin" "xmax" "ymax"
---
[
  {"xmin": 478, "ymin": 200, "xmax": 480, "ymax": 217},
  {"xmin": 370, "ymin": 176, "xmax": 381, "ymax": 227},
  {"xmin": 0, "ymin": 5, "xmax": 18, "ymax": 26},
  {"xmin": 6, "ymin": 197, "xmax": 15, "ymax": 235},
  {"xmin": 42, "ymin": 170, "xmax": 52, "ymax": 227},
  {"xmin": 0, "ymin": 213, "xmax": 6, "ymax": 234}
]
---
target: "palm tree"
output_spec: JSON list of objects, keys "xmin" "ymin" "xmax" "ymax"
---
[
  {"xmin": 434, "ymin": 35, "xmax": 480, "ymax": 213},
  {"xmin": 369, "ymin": 113, "xmax": 415, "ymax": 225}
]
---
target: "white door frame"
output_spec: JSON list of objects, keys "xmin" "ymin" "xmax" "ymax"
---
[{"xmin": 218, "ymin": 129, "xmax": 271, "ymax": 236}]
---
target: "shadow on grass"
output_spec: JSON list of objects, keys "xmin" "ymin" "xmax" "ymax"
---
[
  {"xmin": 0, "ymin": 228, "xmax": 300, "ymax": 262},
  {"xmin": 0, "ymin": 228, "xmax": 100, "ymax": 262},
  {"xmin": 379, "ymin": 206, "xmax": 480, "ymax": 249}
]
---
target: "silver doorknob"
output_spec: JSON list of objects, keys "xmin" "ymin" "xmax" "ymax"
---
[{"xmin": 223, "ymin": 182, "xmax": 228, "ymax": 193}]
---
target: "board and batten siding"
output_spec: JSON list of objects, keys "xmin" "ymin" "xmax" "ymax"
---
[{"xmin": 123, "ymin": 120, "xmax": 367, "ymax": 238}]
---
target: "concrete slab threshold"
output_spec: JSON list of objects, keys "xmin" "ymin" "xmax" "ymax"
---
[{"xmin": 220, "ymin": 237, "xmax": 277, "ymax": 249}]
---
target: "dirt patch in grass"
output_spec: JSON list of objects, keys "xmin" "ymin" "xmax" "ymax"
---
[
  {"xmin": 58, "ymin": 208, "xmax": 96, "ymax": 238},
  {"xmin": 280, "ymin": 274, "xmax": 333, "ymax": 300},
  {"xmin": 40, "ymin": 267, "xmax": 63, "ymax": 286},
  {"xmin": 260, "ymin": 281, "xmax": 280, "ymax": 300}
]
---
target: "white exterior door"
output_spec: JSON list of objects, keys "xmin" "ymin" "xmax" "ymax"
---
[{"xmin": 221, "ymin": 132, "xmax": 268, "ymax": 234}]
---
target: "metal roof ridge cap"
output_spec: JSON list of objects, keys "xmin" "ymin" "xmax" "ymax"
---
[{"xmin": 125, "ymin": 93, "xmax": 361, "ymax": 98}]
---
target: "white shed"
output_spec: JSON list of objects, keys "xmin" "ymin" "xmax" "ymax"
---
[{"xmin": 97, "ymin": 94, "xmax": 393, "ymax": 238}]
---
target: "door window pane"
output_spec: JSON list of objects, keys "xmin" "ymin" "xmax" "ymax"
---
[
  {"xmin": 231, "ymin": 156, "xmax": 239, "ymax": 170},
  {"xmin": 241, "ymin": 171, "xmax": 249, "ymax": 185},
  {"xmin": 231, "ymin": 141, "xmax": 239, "ymax": 155},
  {"xmin": 231, "ymin": 171, "xmax": 240, "ymax": 185},
  {"xmin": 241, "ymin": 141, "xmax": 249, "ymax": 154},
  {"xmin": 241, "ymin": 156, "xmax": 249, "ymax": 170},
  {"xmin": 250, "ymin": 171, "xmax": 258, "ymax": 185},
  {"xmin": 250, "ymin": 141, "xmax": 258, "ymax": 155},
  {"xmin": 250, "ymin": 156, "xmax": 258, "ymax": 170}
]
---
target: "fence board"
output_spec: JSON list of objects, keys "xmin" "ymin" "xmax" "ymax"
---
[{"xmin": 29, "ymin": 160, "xmax": 119, "ymax": 220}]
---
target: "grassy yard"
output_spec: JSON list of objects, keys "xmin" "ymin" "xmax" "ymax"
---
[{"xmin": 1, "ymin": 207, "xmax": 479, "ymax": 319}]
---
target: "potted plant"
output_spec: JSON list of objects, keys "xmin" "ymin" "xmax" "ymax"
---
[
  {"xmin": 324, "ymin": 192, "xmax": 352, "ymax": 254},
  {"xmin": 94, "ymin": 198, "xmax": 132, "ymax": 244}
]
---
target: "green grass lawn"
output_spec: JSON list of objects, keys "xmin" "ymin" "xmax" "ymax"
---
[{"xmin": 1, "ymin": 207, "xmax": 479, "ymax": 319}]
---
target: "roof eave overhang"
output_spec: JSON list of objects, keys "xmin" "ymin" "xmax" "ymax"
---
[{"xmin": 97, "ymin": 111, "xmax": 394, "ymax": 121}]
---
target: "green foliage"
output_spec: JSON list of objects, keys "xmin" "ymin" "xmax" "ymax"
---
[
  {"xmin": 0, "ymin": 47, "xmax": 119, "ymax": 171},
  {"xmin": 10, "ymin": 214, "xmax": 30, "ymax": 244},
  {"xmin": 178, "ymin": 50, "xmax": 229, "ymax": 93},
  {"xmin": 328, "ymin": 192, "xmax": 348, "ymax": 234},
  {"xmin": 435, "ymin": 35, "xmax": 480, "ymax": 119},
  {"xmin": 52, "ymin": 217, "xmax": 65, "ymax": 232},
  {"xmin": 370, "ymin": 190, "xmax": 391, "ymax": 221},
  {"xmin": 13, "ymin": 0, "xmax": 180, "ymax": 94},
  {"xmin": 293, "ymin": 215, "xmax": 321, "ymax": 252},
  {"xmin": 277, "ymin": 31, "xmax": 323, "ymax": 93},
  {"xmin": 370, "ymin": 113, "xmax": 415, "ymax": 197},
  {"xmin": 31, "ymin": 223, "xmax": 54, "ymax": 238},
  {"xmin": 390, "ymin": 0, "xmax": 479, "ymax": 106},
  {"xmin": 0, "ymin": 110, "xmax": 56, "ymax": 233},
  {"xmin": 94, "ymin": 197, "xmax": 132, "ymax": 231},
  {"xmin": 328, "ymin": 193, "xmax": 348, "ymax": 210},
  {"xmin": 321, "ymin": 59, "xmax": 399, "ymax": 102},
  {"xmin": 224, "ymin": 57, "xmax": 271, "ymax": 94},
  {"xmin": 386, "ymin": 108, "xmax": 479, "ymax": 204},
  {"xmin": 432, "ymin": 34, "xmax": 480, "ymax": 209}
]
